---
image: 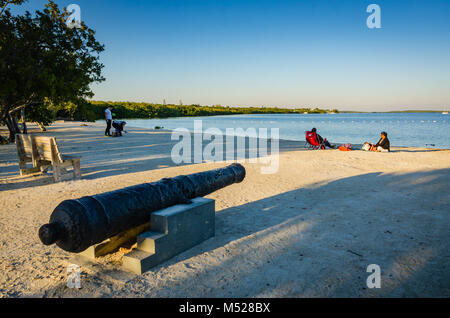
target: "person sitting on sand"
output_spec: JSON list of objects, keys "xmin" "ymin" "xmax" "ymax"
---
[
  {"xmin": 367, "ymin": 131, "xmax": 390, "ymax": 152},
  {"xmin": 311, "ymin": 128, "xmax": 336, "ymax": 149}
]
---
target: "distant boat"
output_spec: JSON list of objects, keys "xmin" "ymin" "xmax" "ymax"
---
[{"xmin": 443, "ymin": 111, "xmax": 448, "ymax": 115}]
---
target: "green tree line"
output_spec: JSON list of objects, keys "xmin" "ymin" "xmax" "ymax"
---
[{"xmin": 55, "ymin": 101, "xmax": 339, "ymax": 121}]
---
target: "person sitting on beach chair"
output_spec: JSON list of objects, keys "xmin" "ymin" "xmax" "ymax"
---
[
  {"xmin": 305, "ymin": 128, "xmax": 335, "ymax": 149},
  {"xmin": 363, "ymin": 131, "xmax": 390, "ymax": 152},
  {"xmin": 112, "ymin": 120, "xmax": 127, "ymax": 137}
]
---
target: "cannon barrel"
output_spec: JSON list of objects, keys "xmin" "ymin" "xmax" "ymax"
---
[{"xmin": 39, "ymin": 163, "xmax": 245, "ymax": 253}]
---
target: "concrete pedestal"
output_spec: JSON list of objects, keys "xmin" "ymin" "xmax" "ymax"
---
[{"xmin": 122, "ymin": 197, "xmax": 215, "ymax": 274}]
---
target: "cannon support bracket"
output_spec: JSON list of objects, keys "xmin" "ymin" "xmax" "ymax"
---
[
  {"xmin": 77, "ymin": 222, "xmax": 150, "ymax": 259},
  {"xmin": 77, "ymin": 197, "xmax": 215, "ymax": 275}
]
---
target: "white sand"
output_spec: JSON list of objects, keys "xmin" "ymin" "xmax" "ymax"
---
[{"xmin": 0, "ymin": 122, "xmax": 449, "ymax": 297}]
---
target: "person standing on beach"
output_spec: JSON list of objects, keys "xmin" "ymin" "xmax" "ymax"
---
[{"xmin": 105, "ymin": 106, "xmax": 113, "ymax": 136}]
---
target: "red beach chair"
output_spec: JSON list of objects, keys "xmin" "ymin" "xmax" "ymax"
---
[{"xmin": 305, "ymin": 131, "xmax": 326, "ymax": 150}]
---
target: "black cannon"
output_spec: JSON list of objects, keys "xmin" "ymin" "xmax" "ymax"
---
[{"xmin": 39, "ymin": 163, "xmax": 245, "ymax": 253}]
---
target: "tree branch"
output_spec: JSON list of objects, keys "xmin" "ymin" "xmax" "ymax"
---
[
  {"xmin": 8, "ymin": 93, "xmax": 38, "ymax": 115},
  {"xmin": 8, "ymin": 104, "xmax": 26, "ymax": 115},
  {"xmin": 0, "ymin": 0, "xmax": 11, "ymax": 16}
]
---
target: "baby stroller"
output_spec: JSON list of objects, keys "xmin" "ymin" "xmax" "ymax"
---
[
  {"xmin": 112, "ymin": 120, "xmax": 127, "ymax": 137},
  {"xmin": 305, "ymin": 130, "xmax": 326, "ymax": 150}
]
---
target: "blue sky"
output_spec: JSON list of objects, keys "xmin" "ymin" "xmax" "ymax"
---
[{"xmin": 12, "ymin": 0, "xmax": 450, "ymax": 111}]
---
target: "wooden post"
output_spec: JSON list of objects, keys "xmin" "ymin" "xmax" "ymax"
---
[
  {"xmin": 30, "ymin": 135, "xmax": 40, "ymax": 169},
  {"xmin": 50, "ymin": 138, "xmax": 62, "ymax": 182},
  {"xmin": 73, "ymin": 159, "xmax": 81, "ymax": 179},
  {"xmin": 52, "ymin": 162, "xmax": 61, "ymax": 182}
]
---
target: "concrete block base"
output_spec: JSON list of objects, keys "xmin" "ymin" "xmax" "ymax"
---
[{"xmin": 122, "ymin": 197, "xmax": 215, "ymax": 274}]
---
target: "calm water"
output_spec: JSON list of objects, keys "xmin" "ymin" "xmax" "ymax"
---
[{"xmin": 118, "ymin": 113, "xmax": 450, "ymax": 149}]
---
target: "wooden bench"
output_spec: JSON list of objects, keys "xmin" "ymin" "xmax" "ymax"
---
[{"xmin": 15, "ymin": 134, "xmax": 82, "ymax": 182}]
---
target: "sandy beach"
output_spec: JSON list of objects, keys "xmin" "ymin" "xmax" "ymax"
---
[{"xmin": 0, "ymin": 122, "xmax": 449, "ymax": 297}]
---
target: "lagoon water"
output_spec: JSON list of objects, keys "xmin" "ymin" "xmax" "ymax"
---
[{"xmin": 120, "ymin": 113, "xmax": 450, "ymax": 149}]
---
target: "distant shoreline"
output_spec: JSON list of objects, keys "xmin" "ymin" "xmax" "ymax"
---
[{"xmin": 340, "ymin": 110, "xmax": 448, "ymax": 114}]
